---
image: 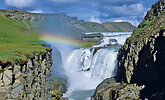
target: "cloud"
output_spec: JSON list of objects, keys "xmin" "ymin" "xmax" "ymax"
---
[
  {"xmin": 51, "ymin": 0, "xmax": 80, "ymax": 3},
  {"xmin": 100, "ymin": 3, "xmax": 146, "ymax": 18},
  {"xmin": 114, "ymin": 20, "xmax": 125, "ymax": 22},
  {"xmin": 5, "ymin": 0, "xmax": 34, "ymax": 8},
  {"xmin": 98, "ymin": 0, "xmax": 139, "ymax": 6},
  {"xmin": 29, "ymin": 9, "xmax": 43, "ymax": 13},
  {"xmin": 89, "ymin": 16, "xmax": 101, "ymax": 23}
]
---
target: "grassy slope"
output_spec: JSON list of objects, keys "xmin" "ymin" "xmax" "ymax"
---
[
  {"xmin": 0, "ymin": 15, "xmax": 50, "ymax": 64},
  {"xmin": 127, "ymin": 1, "xmax": 164, "ymax": 42}
]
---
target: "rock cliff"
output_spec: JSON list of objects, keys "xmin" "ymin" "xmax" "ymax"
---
[
  {"xmin": 0, "ymin": 50, "xmax": 52, "ymax": 100},
  {"xmin": 92, "ymin": 0, "xmax": 165, "ymax": 99},
  {"xmin": 117, "ymin": 0, "xmax": 165, "ymax": 99}
]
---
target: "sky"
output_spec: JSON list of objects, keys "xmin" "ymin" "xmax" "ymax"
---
[{"xmin": 0, "ymin": 0, "xmax": 158, "ymax": 26}]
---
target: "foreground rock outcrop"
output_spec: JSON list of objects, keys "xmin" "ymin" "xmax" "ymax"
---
[
  {"xmin": 91, "ymin": 78, "xmax": 145, "ymax": 100},
  {"xmin": 92, "ymin": 0, "xmax": 165, "ymax": 99},
  {"xmin": 0, "ymin": 50, "xmax": 52, "ymax": 100}
]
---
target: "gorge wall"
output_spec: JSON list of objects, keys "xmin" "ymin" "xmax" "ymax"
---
[
  {"xmin": 116, "ymin": 0, "xmax": 165, "ymax": 98},
  {"xmin": 92, "ymin": 0, "xmax": 165, "ymax": 99},
  {"xmin": 0, "ymin": 50, "xmax": 52, "ymax": 100}
]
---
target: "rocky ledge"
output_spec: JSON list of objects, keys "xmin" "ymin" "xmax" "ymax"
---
[{"xmin": 0, "ymin": 50, "xmax": 52, "ymax": 100}]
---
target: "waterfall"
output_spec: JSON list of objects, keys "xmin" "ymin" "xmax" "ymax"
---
[
  {"xmin": 63, "ymin": 47, "xmax": 119, "ymax": 90},
  {"xmin": 49, "ymin": 32, "xmax": 132, "ymax": 100},
  {"xmin": 62, "ymin": 32, "xmax": 132, "ymax": 100}
]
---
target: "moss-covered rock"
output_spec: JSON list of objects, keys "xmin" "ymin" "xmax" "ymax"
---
[
  {"xmin": 51, "ymin": 90, "xmax": 69, "ymax": 100},
  {"xmin": 50, "ymin": 78, "xmax": 68, "ymax": 94}
]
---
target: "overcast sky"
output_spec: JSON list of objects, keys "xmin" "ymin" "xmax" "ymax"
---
[{"xmin": 0, "ymin": 0, "xmax": 158, "ymax": 26}]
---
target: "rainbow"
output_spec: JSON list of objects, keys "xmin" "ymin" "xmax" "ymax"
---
[{"xmin": 39, "ymin": 34, "xmax": 85, "ymax": 48}]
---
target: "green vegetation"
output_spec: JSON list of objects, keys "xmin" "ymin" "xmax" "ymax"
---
[
  {"xmin": 78, "ymin": 40, "xmax": 99, "ymax": 47},
  {"xmin": 0, "ymin": 15, "xmax": 50, "ymax": 64},
  {"xmin": 127, "ymin": 8, "xmax": 165, "ymax": 42}
]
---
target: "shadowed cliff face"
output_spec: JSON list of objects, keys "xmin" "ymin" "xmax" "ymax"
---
[
  {"xmin": 117, "ymin": 0, "xmax": 165, "ymax": 99},
  {"xmin": 130, "ymin": 30, "xmax": 165, "ymax": 98}
]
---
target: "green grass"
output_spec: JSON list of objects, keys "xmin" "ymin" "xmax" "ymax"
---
[
  {"xmin": 0, "ymin": 15, "xmax": 50, "ymax": 64},
  {"xmin": 127, "ymin": 16, "xmax": 158, "ymax": 42},
  {"xmin": 122, "ymin": 3, "xmax": 165, "ymax": 49}
]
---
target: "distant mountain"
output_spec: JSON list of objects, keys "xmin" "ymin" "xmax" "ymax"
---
[
  {"xmin": 102, "ymin": 22, "xmax": 136, "ymax": 32},
  {"xmin": 0, "ymin": 9, "xmax": 136, "ymax": 39}
]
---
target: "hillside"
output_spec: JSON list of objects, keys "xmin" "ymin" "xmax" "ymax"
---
[
  {"xmin": 0, "ymin": 9, "xmax": 136, "ymax": 39},
  {"xmin": 102, "ymin": 22, "xmax": 136, "ymax": 32},
  {"xmin": 0, "ymin": 9, "xmax": 53, "ymax": 100},
  {"xmin": 0, "ymin": 12, "xmax": 50, "ymax": 64},
  {"xmin": 0, "ymin": 9, "xmax": 136, "ymax": 63}
]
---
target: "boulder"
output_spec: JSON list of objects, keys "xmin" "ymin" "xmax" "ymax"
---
[{"xmin": 91, "ymin": 78, "xmax": 144, "ymax": 100}]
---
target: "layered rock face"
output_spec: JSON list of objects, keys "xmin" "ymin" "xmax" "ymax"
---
[
  {"xmin": 116, "ymin": 0, "xmax": 165, "ymax": 99},
  {"xmin": 0, "ymin": 50, "xmax": 52, "ymax": 100}
]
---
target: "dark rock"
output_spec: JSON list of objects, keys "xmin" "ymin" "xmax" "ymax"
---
[
  {"xmin": 81, "ymin": 33, "xmax": 103, "ymax": 40},
  {"xmin": 109, "ymin": 39, "xmax": 117, "ymax": 42}
]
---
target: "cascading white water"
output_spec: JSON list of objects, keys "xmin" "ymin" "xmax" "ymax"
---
[
  {"xmin": 62, "ymin": 32, "xmax": 132, "ymax": 100},
  {"xmin": 64, "ymin": 47, "xmax": 119, "ymax": 90},
  {"xmin": 46, "ymin": 32, "xmax": 131, "ymax": 100}
]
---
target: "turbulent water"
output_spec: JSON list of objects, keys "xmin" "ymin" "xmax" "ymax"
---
[{"xmin": 50, "ymin": 32, "xmax": 132, "ymax": 100}]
